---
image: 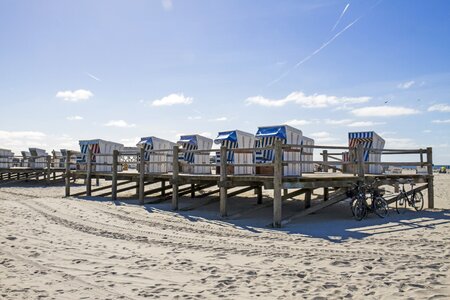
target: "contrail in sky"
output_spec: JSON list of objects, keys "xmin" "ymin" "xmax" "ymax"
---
[
  {"xmin": 332, "ymin": 3, "xmax": 350, "ymax": 31},
  {"xmin": 86, "ymin": 72, "xmax": 101, "ymax": 81},
  {"xmin": 267, "ymin": 0, "xmax": 382, "ymax": 87},
  {"xmin": 268, "ymin": 17, "xmax": 360, "ymax": 87}
]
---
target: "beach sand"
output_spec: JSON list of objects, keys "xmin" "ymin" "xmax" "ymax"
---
[{"xmin": 0, "ymin": 174, "xmax": 449, "ymax": 299}]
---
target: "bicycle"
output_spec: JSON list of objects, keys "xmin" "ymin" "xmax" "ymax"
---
[
  {"xmin": 349, "ymin": 179, "xmax": 389, "ymax": 221},
  {"xmin": 396, "ymin": 179, "xmax": 424, "ymax": 214}
]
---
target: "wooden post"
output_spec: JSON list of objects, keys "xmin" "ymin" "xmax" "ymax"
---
[
  {"xmin": 46, "ymin": 155, "xmax": 51, "ymax": 184},
  {"xmin": 273, "ymin": 140, "xmax": 283, "ymax": 228},
  {"xmin": 171, "ymin": 146, "xmax": 179, "ymax": 210},
  {"xmin": 324, "ymin": 187, "xmax": 329, "ymax": 201},
  {"xmin": 322, "ymin": 150, "xmax": 329, "ymax": 173},
  {"xmin": 191, "ymin": 183, "xmax": 196, "ymax": 198},
  {"xmin": 65, "ymin": 151, "xmax": 71, "ymax": 197},
  {"xmin": 86, "ymin": 148, "xmax": 92, "ymax": 196},
  {"xmin": 356, "ymin": 143, "xmax": 365, "ymax": 178},
  {"xmin": 426, "ymin": 147, "xmax": 434, "ymax": 208},
  {"xmin": 96, "ymin": 176, "xmax": 100, "ymax": 186},
  {"xmin": 305, "ymin": 189, "xmax": 312, "ymax": 209},
  {"xmin": 112, "ymin": 150, "xmax": 118, "ymax": 201},
  {"xmin": 161, "ymin": 180, "xmax": 166, "ymax": 197},
  {"xmin": 220, "ymin": 146, "xmax": 228, "ymax": 217},
  {"xmin": 256, "ymin": 186, "xmax": 263, "ymax": 204},
  {"xmin": 139, "ymin": 147, "xmax": 145, "ymax": 205}
]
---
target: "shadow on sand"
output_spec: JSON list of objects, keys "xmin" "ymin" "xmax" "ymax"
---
[{"xmin": 75, "ymin": 193, "xmax": 450, "ymax": 243}]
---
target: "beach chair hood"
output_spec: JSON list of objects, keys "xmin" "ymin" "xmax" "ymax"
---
[
  {"xmin": 255, "ymin": 126, "xmax": 287, "ymax": 139},
  {"xmin": 214, "ymin": 131, "xmax": 238, "ymax": 144}
]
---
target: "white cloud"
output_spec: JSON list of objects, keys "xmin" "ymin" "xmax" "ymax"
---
[
  {"xmin": 428, "ymin": 104, "xmax": 450, "ymax": 112},
  {"xmin": 325, "ymin": 119, "xmax": 352, "ymax": 125},
  {"xmin": 200, "ymin": 132, "xmax": 212, "ymax": 138},
  {"xmin": 351, "ymin": 106, "xmax": 419, "ymax": 117},
  {"xmin": 245, "ymin": 91, "xmax": 370, "ymax": 108},
  {"xmin": 209, "ymin": 117, "xmax": 227, "ymax": 122},
  {"xmin": 284, "ymin": 119, "xmax": 312, "ymax": 126},
  {"xmin": 104, "ymin": 120, "xmax": 136, "ymax": 128},
  {"xmin": 161, "ymin": 0, "xmax": 173, "ymax": 11},
  {"xmin": 422, "ymin": 129, "xmax": 432, "ymax": 133},
  {"xmin": 432, "ymin": 119, "xmax": 450, "ymax": 123},
  {"xmin": 347, "ymin": 121, "xmax": 385, "ymax": 127},
  {"xmin": 0, "ymin": 130, "xmax": 46, "ymax": 140},
  {"xmin": 56, "ymin": 89, "xmax": 93, "ymax": 102},
  {"xmin": 66, "ymin": 115, "xmax": 83, "ymax": 121},
  {"xmin": 0, "ymin": 130, "xmax": 48, "ymax": 153},
  {"xmin": 120, "ymin": 137, "xmax": 141, "ymax": 147},
  {"xmin": 310, "ymin": 131, "xmax": 330, "ymax": 138},
  {"xmin": 151, "ymin": 93, "xmax": 193, "ymax": 106},
  {"xmin": 384, "ymin": 137, "xmax": 417, "ymax": 149},
  {"xmin": 306, "ymin": 131, "xmax": 341, "ymax": 144},
  {"xmin": 397, "ymin": 80, "xmax": 415, "ymax": 89},
  {"xmin": 188, "ymin": 116, "xmax": 202, "ymax": 120}
]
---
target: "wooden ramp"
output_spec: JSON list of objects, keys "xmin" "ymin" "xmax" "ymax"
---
[{"xmin": 280, "ymin": 189, "xmax": 349, "ymax": 226}]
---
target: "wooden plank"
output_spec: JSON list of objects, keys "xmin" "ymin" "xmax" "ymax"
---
[
  {"xmin": 357, "ymin": 143, "xmax": 364, "ymax": 178},
  {"xmin": 427, "ymin": 147, "xmax": 434, "ymax": 208},
  {"xmin": 305, "ymin": 189, "xmax": 311, "ymax": 209},
  {"xmin": 273, "ymin": 140, "xmax": 283, "ymax": 228},
  {"xmin": 220, "ymin": 146, "xmax": 228, "ymax": 217},
  {"xmin": 227, "ymin": 186, "xmax": 255, "ymax": 198},
  {"xmin": 322, "ymin": 150, "xmax": 329, "ymax": 172},
  {"xmin": 111, "ymin": 150, "xmax": 118, "ymax": 200},
  {"xmin": 46, "ymin": 156, "xmax": 51, "ymax": 184},
  {"xmin": 86, "ymin": 148, "xmax": 92, "ymax": 196},
  {"xmin": 65, "ymin": 151, "xmax": 71, "ymax": 197},
  {"xmin": 282, "ymin": 188, "xmax": 306, "ymax": 201},
  {"xmin": 97, "ymin": 183, "xmax": 138, "ymax": 197},
  {"xmin": 171, "ymin": 146, "xmax": 179, "ymax": 210},
  {"xmin": 385, "ymin": 184, "xmax": 428, "ymax": 204},
  {"xmin": 281, "ymin": 190, "xmax": 348, "ymax": 226},
  {"xmin": 139, "ymin": 147, "xmax": 145, "ymax": 205},
  {"xmin": 197, "ymin": 188, "xmax": 220, "ymax": 198},
  {"xmin": 256, "ymin": 186, "xmax": 263, "ymax": 204},
  {"xmin": 71, "ymin": 180, "xmax": 134, "ymax": 197},
  {"xmin": 143, "ymin": 183, "xmax": 172, "ymax": 196}
]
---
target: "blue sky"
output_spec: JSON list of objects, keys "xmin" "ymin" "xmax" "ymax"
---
[{"xmin": 0, "ymin": 0, "xmax": 449, "ymax": 163}]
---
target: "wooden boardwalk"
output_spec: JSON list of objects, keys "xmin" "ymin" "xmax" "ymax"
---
[{"xmin": 1, "ymin": 142, "xmax": 434, "ymax": 227}]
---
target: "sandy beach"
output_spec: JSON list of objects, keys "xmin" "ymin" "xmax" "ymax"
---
[{"xmin": 0, "ymin": 174, "xmax": 449, "ymax": 299}]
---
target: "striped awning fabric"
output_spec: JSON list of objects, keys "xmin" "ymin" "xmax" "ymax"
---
[
  {"xmin": 80, "ymin": 143, "xmax": 100, "ymax": 162},
  {"xmin": 348, "ymin": 132, "xmax": 374, "ymax": 161},
  {"xmin": 255, "ymin": 137, "xmax": 286, "ymax": 163},
  {"xmin": 216, "ymin": 139, "xmax": 238, "ymax": 163}
]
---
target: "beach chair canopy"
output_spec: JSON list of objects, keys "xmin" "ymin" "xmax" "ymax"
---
[
  {"xmin": 255, "ymin": 126, "xmax": 287, "ymax": 140},
  {"xmin": 29, "ymin": 148, "xmax": 47, "ymax": 157},
  {"xmin": 214, "ymin": 131, "xmax": 238, "ymax": 144},
  {"xmin": 138, "ymin": 137, "xmax": 150, "ymax": 145},
  {"xmin": 348, "ymin": 131, "xmax": 385, "ymax": 161},
  {"xmin": 178, "ymin": 135, "xmax": 197, "ymax": 145}
]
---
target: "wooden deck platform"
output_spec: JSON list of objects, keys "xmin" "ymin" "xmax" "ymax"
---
[
  {"xmin": 65, "ymin": 169, "xmax": 433, "ymax": 227},
  {"xmin": 1, "ymin": 142, "xmax": 434, "ymax": 227}
]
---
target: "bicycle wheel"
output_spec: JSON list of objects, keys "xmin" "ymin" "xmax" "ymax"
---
[
  {"xmin": 412, "ymin": 191, "xmax": 424, "ymax": 211},
  {"xmin": 373, "ymin": 196, "xmax": 389, "ymax": 218},
  {"xmin": 352, "ymin": 198, "xmax": 366, "ymax": 221},
  {"xmin": 396, "ymin": 193, "xmax": 407, "ymax": 214}
]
